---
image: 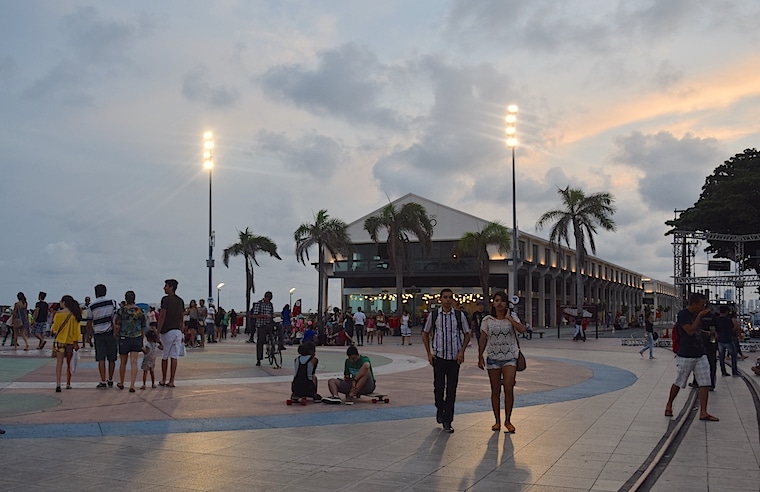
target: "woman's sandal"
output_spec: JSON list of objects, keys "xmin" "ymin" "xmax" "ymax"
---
[
  {"xmin": 505, "ymin": 423, "xmax": 516, "ymax": 433},
  {"xmin": 117, "ymin": 383, "xmax": 124, "ymax": 390},
  {"xmin": 491, "ymin": 423, "xmax": 501, "ymax": 431}
]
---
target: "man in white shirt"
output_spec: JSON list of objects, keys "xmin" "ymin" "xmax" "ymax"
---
[
  {"xmin": 206, "ymin": 303, "xmax": 216, "ymax": 343},
  {"xmin": 90, "ymin": 284, "xmax": 117, "ymax": 388},
  {"xmin": 353, "ymin": 307, "xmax": 367, "ymax": 346}
]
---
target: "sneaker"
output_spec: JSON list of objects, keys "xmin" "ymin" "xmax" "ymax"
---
[
  {"xmin": 313, "ymin": 394, "xmax": 322, "ymax": 402},
  {"xmin": 107, "ymin": 380, "xmax": 114, "ymax": 387},
  {"xmin": 443, "ymin": 423, "xmax": 454, "ymax": 433},
  {"xmin": 649, "ymin": 356, "xmax": 656, "ymax": 359},
  {"xmin": 96, "ymin": 382, "xmax": 108, "ymax": 389},
  {"xmin": 255, "ymin": 361, "xmax": 261, "ymax": 366},
  {"xmin": 344, "ymin": 396, "xmax": 354, "ymax": 405}
]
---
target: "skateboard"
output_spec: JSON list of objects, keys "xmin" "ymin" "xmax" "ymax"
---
[
  {"xmin": 366, "ymin": 393, "xmax": 390, "ymax": 404},
  {"xmin": 286, "ymin": 396, "xmax": 315, "ymax": 406}
]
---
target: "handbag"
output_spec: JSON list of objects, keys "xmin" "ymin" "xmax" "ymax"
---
[
  {"xmin": 652, "ymin": 331, "xmax": 659, "ymax": 341},
  {"xmin": 70, "ymin": 349, "xmax": 79, "ymax": 373},
  {"xmin": 512, "ymin": 324, "xmax": 526, "ymax": 372},
  {"xmin": 11, "ymin": 309, "xmax": 22, "ymax": 328}
]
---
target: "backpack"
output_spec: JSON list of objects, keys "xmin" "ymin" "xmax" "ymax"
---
[
  {"xmin": 291, "ymin": 355, "xmax": 316, "ymax": 397},
  {"xmin": 430, "ymin": 309, "xmax": 467, "ymax": 337},
  {"xmin": 671, "ymin": 322, "xmax": 679, "ymax": 354}
]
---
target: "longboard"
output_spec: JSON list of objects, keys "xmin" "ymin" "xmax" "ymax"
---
[
  {"xmin": 286, "ymin": 396, "xmax": 316, "ymax": 406},
  {"xmin": 366, "ymin": 393, "xmax": 390, "ymax": 404}
]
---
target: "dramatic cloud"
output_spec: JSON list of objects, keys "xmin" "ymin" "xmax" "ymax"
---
[
  {"xmin": 610, "ymin": 131, "xmax": 724, "ymax": 211},
  {"xmin": 23, "ymin": 6, "xmax": 156, "ymax": 103},
  {"xmin": 261, "ymin": 43, "xmax": 404, "ymax": 128},
  {"xmin": 256, "ymin": 131, "xmax": 348, "ymax": 179},
  {"xmin": 182, "ymin": 67, "xmax": 241, "ymax": 108}
]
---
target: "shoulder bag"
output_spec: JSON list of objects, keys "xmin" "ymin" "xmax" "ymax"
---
[{"xmin": 512, "ymin": 323, "xmax": 526, "ymax": 371}]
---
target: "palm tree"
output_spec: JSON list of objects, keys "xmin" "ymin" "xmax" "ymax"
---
[
  {"xmin": 222, "ymin": 227, "xmax": 282, "ymax": 322},
  {"xmin": 294, "ymin": 209, "xmax": 353, "ymax": 323},
  {"xmin": 455, "ymin": 221, "xmax": 511, "ymax": 300},
  {"xmin": 364, "ymin": 202, "xmax": 434, "ymax": 320},
  {"xmin": 536, "ymin": 186, "xmax": 616, "ymax": 328}
]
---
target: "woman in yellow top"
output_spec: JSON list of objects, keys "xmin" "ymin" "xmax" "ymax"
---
[{"xmin": 51, "ymin": 295, "xmax": 82, "ymax": 392}]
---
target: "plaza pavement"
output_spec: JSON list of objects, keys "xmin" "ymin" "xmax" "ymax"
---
[{"xmin": 0, "ymin": 330, "xmax": 758, "ymax": 491}]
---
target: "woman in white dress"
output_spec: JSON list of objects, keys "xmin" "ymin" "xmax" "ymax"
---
[{"xmin": 477, "ymin": 291, "xmax": 527, "ymax": 433}]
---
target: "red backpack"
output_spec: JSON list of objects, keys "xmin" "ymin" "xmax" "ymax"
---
[{"xmin": 671, "ymin": 322, "xmax": 679, "ymax": 354}]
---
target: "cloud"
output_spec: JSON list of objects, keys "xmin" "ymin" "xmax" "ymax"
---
[
  {"xmin": 256, "ymin": 131, "xmax": 348, "ymax": 179},
  {"xmin": 651, "ymin": 60, "xmax": 684, "ymax": 92},
  {"xmin": 610, "ymin": 131, "xmax": 724, "ymax": 211},
  {"xmin": 23, "ymin": 6, "xmax": 156, "ymax": 103},
  {"xmin": 182, "ymin": 66, "xmax": 241, "ymax": 108},
  {"xmin": 445, "ymin": 0, "xmax": 756, "ymax": 56},
  {"xmin": 22, "ymin": 61, "xmax": 94, "ymax": 105},
  {"xmin": 62, "ymin": 6, "xmax": 156, "ymax": 67},
  {"xmin": 260, "ymin": 43, "xmax": 404, "ymax": 128}
]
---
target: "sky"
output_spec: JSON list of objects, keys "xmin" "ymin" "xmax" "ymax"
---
[{"xmin": 1, "ymin": 0, "xmax": 759, "ymax": 311}]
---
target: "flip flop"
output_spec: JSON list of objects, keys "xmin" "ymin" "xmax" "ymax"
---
[
  {"xmin": 664, "ymin": 409, "xmax": 673, "ymax": 417},
  {"xmin": 699, "ymin": 415, "xmax": 719, "ymax": 421},
  {"xmin": 166, "ymin": 383, "xmax": 175, "ymax": 387},
  {"xmin": 158, "ymin": 381, "xmax": 166, "ymax": 387}
]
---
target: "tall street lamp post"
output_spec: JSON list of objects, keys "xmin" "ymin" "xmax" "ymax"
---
[
  {"xmin": 506, "ymin": 105, "xmax": 519, "ymax": 310},
  {"xmin": 216, "ymin": 282, "xmax": 225, "ymax": 307},
  {"xmin": 289, "ymin": 287, "xmax": 296, "ymax": 307},
  {"xmin": 203, "ymin": 131, "xmax": 215, "ymax": 308}
]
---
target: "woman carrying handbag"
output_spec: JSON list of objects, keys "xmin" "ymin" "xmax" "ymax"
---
[{"xmin": 477, "ymin": 291, "xmax": 527, "ymax": 434}]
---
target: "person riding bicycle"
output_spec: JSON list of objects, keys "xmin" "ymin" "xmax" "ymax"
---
[{"xmin": 291, "ymin": 341, "xmax": 321, "ymax": 401}]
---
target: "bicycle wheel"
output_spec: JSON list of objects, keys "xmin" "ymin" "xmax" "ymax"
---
[
  {"xmin": 267, "ymin": 338, "xmax": 275, "ymax": 366},
  {"xmin": 272, "ymin": 344, "xmax": 282, "ymax": 369}
]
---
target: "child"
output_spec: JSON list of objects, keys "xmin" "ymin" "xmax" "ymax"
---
[
  {"xmin": 291, "ymin": 341, "xmax": 321, "ymax": 401},
  {"xmin": 141, "ymin": 330, "xmax": 162, "ymax": 389}
]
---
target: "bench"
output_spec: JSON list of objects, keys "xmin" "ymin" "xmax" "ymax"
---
[{"xmin": 522, "ymin": 330, "xmax": 545, "ymax": 339}]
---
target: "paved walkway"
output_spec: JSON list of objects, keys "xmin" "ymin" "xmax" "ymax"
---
[{"xmin": 0, "ymin": 334, "xmax": 758, "ymax": 491}]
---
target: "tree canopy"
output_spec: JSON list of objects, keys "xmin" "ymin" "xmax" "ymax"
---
[
  {"xmin": 455, "ymin": 221, "xmax": 511, "ymax": 300},
  {"xmin": 666, "ymin": 148, "xmax": 760, "ymax": 271}
]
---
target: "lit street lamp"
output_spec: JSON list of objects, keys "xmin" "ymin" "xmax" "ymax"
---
[
  {"xmin": 289, "ymin": 287, "xmax": 296, "ymax": 307},
  {"xmin": 203, "ymin": 131, "xmax": 215, "ymax": 308},
  {"xmin": 506, "ymin": 105, "xmax": 519, "ymax": 309},
  {"xmin": 216, "ymin": 282, "xmax": 225, "ymax": 307}
]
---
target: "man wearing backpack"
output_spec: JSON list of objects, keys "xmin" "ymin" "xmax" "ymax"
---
[
  {"xmin": 664, "ymin": 293, "xmax": 719, "ymax": 421},
  {"xmin": 422, "ymin": 288, "xmax": 471, "ymax": 433}
]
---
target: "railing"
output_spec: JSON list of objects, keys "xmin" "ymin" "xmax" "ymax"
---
[{"xmin": 334, "ymin": 257, "xmax": 478, "ymax": 274}]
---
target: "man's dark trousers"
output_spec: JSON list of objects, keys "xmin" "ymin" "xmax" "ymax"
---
[
  {"xmin": 433, "ymin": 357, "xmax": 460, "ymax": 425},
  {"xmin": 256, "ymin": 324, "xmax": 273, "ymax": 361}
]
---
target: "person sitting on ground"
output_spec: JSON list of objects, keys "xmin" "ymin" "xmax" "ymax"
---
[
  {"xmin": 291, "ymin": 341, "xmax": 321, "ymax": 401},
  {"xmin": 325, "ymin": 345, "xmax": 375, "ymax": 404},
  {"xmin": 327, "ymin": 324, "xmax": 352, "ymax": 346}
]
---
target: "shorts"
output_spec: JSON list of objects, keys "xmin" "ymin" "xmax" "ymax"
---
[
  {"xmin": 94, "ymin": 332, "xmax": 117, "ymax": 362},
  {"xmin": 400, "ymin": 325, "xmax": 411, "ymax": 337},
  {"xmin": 188, "ymin": 319, "xmax": 199, "ymax": 330},
  {"xmin": 673, "ymin": 355, "xmax": 711, "ymax": 388},
  {"xmin": 31, "ymin": 322, "xmax": 47, "ymax": 336},
  {"xmin": 337, "ymin": 377, "xmax": 375, "ymax": 396},
  {"xmin": 53, "ymin": 342, "xmax": 74, "ymax": 357},
  {"xmin": 119, "ymin": 336, "xmax": 144, "ymax": 355},
  {"xmin": 160, "ymin": 329, "xmax": 183, "ymax": 360},
  {"xmin": 486, "ymin": 357, "xmax": 517, "ymax": 370}
]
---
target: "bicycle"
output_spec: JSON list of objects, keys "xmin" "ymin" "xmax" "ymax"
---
[{"xmin": 266, "ymin": 331, "xmax": 282, "ymax": 368}]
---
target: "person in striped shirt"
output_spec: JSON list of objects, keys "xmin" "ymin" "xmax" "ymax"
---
[
  {"xmin": 422, "ymin": 288, "xmax": 471, "ymax": 433},
  {"xmin": 90, "ymin": 284, "xmax": 118, "ymax": 389}
]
